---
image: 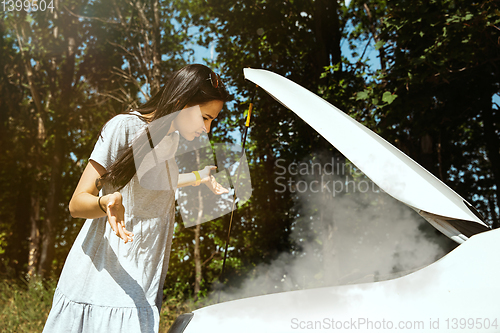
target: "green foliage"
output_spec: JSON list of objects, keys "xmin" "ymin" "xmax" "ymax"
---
[
  {"xmin": 158, "ymin": 291, "xmax": 196, "ymax": 333},
  {"xmin": 1, "ymin": 0, "xmax": 498, "ymax": 319},
  {"xmin": 178, "ymin": 0, "xmax": 498, "ymax": 300},
  {"xmin": 381, "ymin": 91, "xmax": 397, "ymax": 105},
  {"xmin": 0, "ymin": 275, "xmax": 194, "ymax": 332},
  {"xmin": 0, "ymin": 277, "xmax": 56, "ymax": 332},
  {"xmin": 375, "ymin": 0, "xmax": 500, "ymax": 226},
  {"xmin": 0, "ymin": 0, "xmax": 193, "ymax": 277},
  {"xmin": 171, "ymin": 0, "xmax": 390, "ymax": 298}
]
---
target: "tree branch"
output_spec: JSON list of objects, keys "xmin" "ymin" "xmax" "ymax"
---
[{"xmin": 63, "ymin": 5, "xmax": 119, "ymax": 25}]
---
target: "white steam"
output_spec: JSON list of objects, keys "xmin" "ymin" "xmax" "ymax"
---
[{"xmin": 209, "ymin": 154, "xmax": 457, "ymax": 303}]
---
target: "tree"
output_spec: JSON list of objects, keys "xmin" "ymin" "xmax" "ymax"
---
[
  {"xmin": 0, "ymin": 0, "xmax": 193, "ymax": 278},
  {"xmin": 173, "ymin": 0, "xmax": 493, "ymax": 299},
  {"xmin": 374, "ymin": 0, "xmax": 500, "ymax": 226},
  {"xmin": 172, "ymin": 0, "xmax": 371, "ymax": 297}
]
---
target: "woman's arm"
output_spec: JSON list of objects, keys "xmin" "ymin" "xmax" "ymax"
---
[
  {"xmin": 69, "ymin": 160, "xmax": 133, "ymax": 243},
  {"xmin": 177, "ymin": 172, "xmax": 199, "ymax": 188},
  {"xmin": 177, "ymin": 165, "xmax": 217, "ymax": 188},
  {"xmin": 176, "ymin": 165, "xmax": 229, "ymax": 194},
  {"xmin": 69, "ymin": 160, "xmax": 108, "ymax": 218}
]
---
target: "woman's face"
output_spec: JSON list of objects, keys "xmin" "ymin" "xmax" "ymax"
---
[{"xmin": 173, "ymin": 100, "xmax": 223, "ymax": 141}]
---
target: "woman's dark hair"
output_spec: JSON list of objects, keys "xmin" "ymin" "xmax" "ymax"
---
[{"xmin": 99, "ymin": 64, "xmax": 229, "ymax": 190}]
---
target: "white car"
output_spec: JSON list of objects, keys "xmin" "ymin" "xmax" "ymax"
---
[{"xmin": 168, "ymin": 69, "xmax": 495, "ymax": 333}]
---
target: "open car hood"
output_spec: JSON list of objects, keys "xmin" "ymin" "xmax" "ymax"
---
[{"xmin": 243, "ymin": 68, "xmax": 490, "ymax": 243}]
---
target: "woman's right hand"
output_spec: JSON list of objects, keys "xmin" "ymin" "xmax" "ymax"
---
[
  {"xmin": 104, "ymin": 192, "xmax": 134, "ymax": 243},
  {"xmin": 197, "ymin": 165, "xmax": 229, "ymax": 194},
  {"xmin": 197, "ymin": 165, "xmax": 217, "ymax": 181}
]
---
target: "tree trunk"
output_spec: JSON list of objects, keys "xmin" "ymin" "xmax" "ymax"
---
[
  {"xmin": 314, "ymin": 0, "xmax": 341, "ymax": 78},
  {"xmin": 321, "ymin": 187, "xmax": 339, "ymax": 286},
  {"xmin": 39, "ymin": 130, "xmax": 63, "ymax": 276},
  {"xmin": 363, "ymin": 3, "xmax": 386, "ymax": 72},
  {"xmin": 193, "ymin": 150, "xmax": 203, "ymax": 300},
  {"xmin": 482, "ymin": 104, "xmax": 500, "ymax": 228},
  {"xmin": 28, "ymin": 195, "xmax": 41, "ymax": 277},
  {"xmin": 193, "ymin": 221, "xmax": 202, "ymax": 300},
  {"xmin": 14, "ymin": 14, "xmax": 48, "ymax": 277},
  {"xmin": 7, "ymin": 171, "xmax": 30, "ymax": 275},
  {"xmin": 40, "ymin": 0, "xmax": 74, "ymax": 277},
  {"xmin": 151, "ymin": 0, "xmax": 161, "ymax": 93}
]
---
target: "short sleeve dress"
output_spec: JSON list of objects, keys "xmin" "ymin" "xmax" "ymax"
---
[{"xmin": 43, "ymin": 112, "xmax": 180, "ymax": 333}]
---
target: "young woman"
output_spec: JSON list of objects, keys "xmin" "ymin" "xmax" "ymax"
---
[{"xmin": 43, "ymin": 64, "xmax": 230, "ymax": 332}]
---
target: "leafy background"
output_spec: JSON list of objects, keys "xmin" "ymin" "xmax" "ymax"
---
[{"xmin": 0, "ymin": 0, "xmax": 499, "ymax": 331}]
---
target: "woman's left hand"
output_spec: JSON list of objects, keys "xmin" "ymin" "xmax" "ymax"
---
[{"xmin": 198, "ymin": 166, "xmax": 229, "ymax": 195}]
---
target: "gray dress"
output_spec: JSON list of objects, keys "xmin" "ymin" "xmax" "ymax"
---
[{"xmin": 43, "ymin": 112, "xmax": 180, "ymax": 333}]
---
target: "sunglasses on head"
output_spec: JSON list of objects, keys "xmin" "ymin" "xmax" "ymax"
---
[{"xmin": 208, "ymin": 71, "xmax": 221, "ymax": 89}]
